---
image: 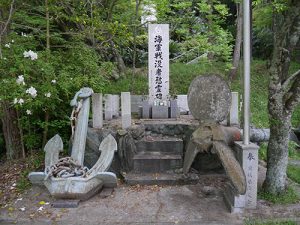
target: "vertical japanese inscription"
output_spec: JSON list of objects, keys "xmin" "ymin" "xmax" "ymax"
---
[{"xmin": 148, "ymin": 24, "xmax": 169, "ymax": 103}]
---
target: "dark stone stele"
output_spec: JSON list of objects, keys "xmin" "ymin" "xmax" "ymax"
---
[{"xmin": 187, "ymin": 74, "xmax": 231, "ymax": 123}]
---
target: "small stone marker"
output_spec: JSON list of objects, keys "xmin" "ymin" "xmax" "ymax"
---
[
  {"xmin": 104, "ymin": 94, "xmax": 113, "ymax": 120},
  {"xmin": 44, "ymin": 134, "xmax": 63, "ymax": 168},
  {"xmin": 188, "ymin": 75, "xmax": 231, "ymax": 123},
  {"xmin": 177, "ymin": 95, "xmax": 189, "ymax": 114},
  {"xmin": 234, "ymin": 141, "xmax": 259, "ymax": 209},
  {"xmin": 229, "ymin": 92, "xmax": 239, "ymax": 125},
  {"xmin": 112, "ymin": 95, "xmax": 120, "ymax": 118},
  {"xmin": 142, "ymin": 101, "xmax": 151, "ymax": 119},
  {"xmin": 121, "ymin": 92, "xmax": 131, "ymax": 129},
  {"xmin": 92, "ymin": 93, "xmax": 103, "ymax": 129},
  {"xmin": 148, "ymin": 24, "xmax": 169, "ymax": 104},
  {"xmin": 170, "ymin": 99, "xmax": 179, "ymax": 118}
]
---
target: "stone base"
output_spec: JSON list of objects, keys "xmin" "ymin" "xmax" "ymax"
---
[
  {"xmin": 124, "ymin": 172, "xmax": 199, "ymax": 186},
  {"xmin": 152, "ymin": 105, "xmax": 169, "ymax": 119}
]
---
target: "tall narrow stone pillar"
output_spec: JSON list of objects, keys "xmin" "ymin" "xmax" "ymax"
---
[
  {"xmin": 234, "ymin": 141, "xmax": 259, "ymax": 208},
  {"xmin": 92, "ymin": 93, "xmax": 103, "ymax": 128},
  {"xmin": 121, "ymin": 92, "xmax": 131, "ymax": 129},
  {"xmin": 229, "ymin": 92, "xmax": 239, "ymax": 125},
  {"xmin": 104, "ymin": 94, "xmax": 113, "ymax": 120}
]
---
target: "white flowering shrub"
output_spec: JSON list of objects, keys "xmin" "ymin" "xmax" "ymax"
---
[{"xmin": 0, "ymin": 32, "xmax": 107, "ymax": 150}]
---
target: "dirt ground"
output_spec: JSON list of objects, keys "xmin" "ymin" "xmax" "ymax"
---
[{"xmin": 0, "ymin": 173, "xmax": 300, "ymax": 225}]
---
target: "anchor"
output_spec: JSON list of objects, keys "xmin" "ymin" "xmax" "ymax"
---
[{"xmin": 29, "ymin": 87, "xmax": 118, "ymax": 200}]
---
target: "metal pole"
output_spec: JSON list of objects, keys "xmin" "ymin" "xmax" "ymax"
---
[{"xmin": 243, "ymin": 0, "xmax": 251, "ymax": 145}]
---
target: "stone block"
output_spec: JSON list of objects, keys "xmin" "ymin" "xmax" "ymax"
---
[
  {"xmin": 121, "ymin": 92, "xmax": 131, "ymax": 129},
  {"xmin": 170, "ymin": 99, "xmax": 179, "ymax": 118},
  {"xmin": 92, "ymin": 93, "xmax": 103, "ymax": 128},
  {"xmin": 135, "ymin": 137, "xmax": 183, "ymax": 154},
  {"xmin": 133, "ymin": 152, "xmax": 182, "ymax": 173},
  {"xmin": 234, "ymin": 141, "xmax": 259, "ymax": 209},
  {"xmin": 142, "ymin": 101, "xmax": 150, "ymax": 119},
  {"xmin": 28, "ymin": 172, "xmax": 45, "ymax": 185},
  {"xmin": 152, "ymin": 105, "xmax": 168, "ymax": 119}
]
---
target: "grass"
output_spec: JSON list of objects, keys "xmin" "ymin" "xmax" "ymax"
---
[
  {"xmin": 259, "ymin": 141, "xmax": 300, "ymax": 162},
  {"xmin": 258, "ymin": 186, "xmax": 299, "ymax": 204},
  {"xmin": 244, "ymin": 219, "xmax": 297, "ymax": 225},
  {"xmin": 102, "ymin": 60, "xmax": 300, "ymax": 128},
  {"xmin": 16, "ymin": 153, "xmax": 44, "ymax": 192},
  {"xmin": 287, "ymin": 165, "xmax": 300, "ymax": 184}
]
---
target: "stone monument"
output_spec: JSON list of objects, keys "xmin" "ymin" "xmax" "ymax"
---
[{"xmin": 148, "ymin": 24, "xmax": 169, "ymax": 104}]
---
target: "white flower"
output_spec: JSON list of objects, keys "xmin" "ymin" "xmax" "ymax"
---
[
  {"xmin": 18, "ymin": 98, "xmax": 24, "ymax": 105},
  {"xmin": 45, "ymin": 92, "xmax": 51, "ymax": 98},
  {"xmin": 51, "ymin": 79, "xmax": 56, "ymax": 84},
  {"xmin": 19, "ymin": 207, "xmax": 26, "ymax": 212},
  {"xmin": 37, "ymin": 206, "xmax": 44, "ymax": 212},
  {"xmin": 5, "ymin": 43, "xmax": 10, "ymax": 48},
  {"xmin": 23, "ymin": 50, "xmax": 38, "ymax": 60},
  {"xmin": 11, "ymin": 40, "xmax": 14, "ymax": 43},
  {"xmin": 26, "ymin": 86, "xmax": 37, "ymax": 98},
  {"xmin": 14, "ymin": 98, "xmax": 18, "ymax": 104},
  {"xmin": 26, "ymin": 110, "xmax": 32, "ymax": 115},
  {"xmin": 16, "ymin": 75, "xmax": 25, "ymax": 85}
]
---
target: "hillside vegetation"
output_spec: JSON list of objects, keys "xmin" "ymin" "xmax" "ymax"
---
[{"xmin": 103, "ymin": 60, "xmax": 300, "ymax": 128}]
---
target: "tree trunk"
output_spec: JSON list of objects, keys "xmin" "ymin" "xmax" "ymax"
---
[
  {"xmin": 263, "ymin": 1, "xmax": 300, "ymax": 194},
  {"xmin": 264, "ymin": 108, "xmax": 291, "ymax": 193},
  {"xmin": 1, "ymin": 102, "xmax": 24, "ymax": 160},
  {"xmin": 229, "ymin": 3, "xmax": 243, "ymax": 81}
]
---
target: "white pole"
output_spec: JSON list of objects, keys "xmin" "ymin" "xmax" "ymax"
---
[{"xmin": 243, "ymin": 0, "xmax": 251, "ymax": 145}]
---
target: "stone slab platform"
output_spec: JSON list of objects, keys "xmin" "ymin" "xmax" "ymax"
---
[
  {"xmin": 133, "ymin": 152, "xmax": 182, "ymax": 173},
  {"xmin": 124, "ymin": 172, "xmax": 199, "ymax": 186},
  {"xmin": 135, "ymin": 137, "xmax": 183, "ymax": 154}
]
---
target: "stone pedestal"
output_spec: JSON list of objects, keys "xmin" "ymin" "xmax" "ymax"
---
[
  {"xmin": 234, "ymin": 141, "xmax": 259, "ymax": 209},
  {"xmin": 152, "ymin": 105, "xmax": 168, "ymax": 119},
  {"xmin": 121, "ymin": 92, "xmax": 131, "ymax": 129},
  {"xmin": 224, "ymin": 141, "xmax": 259, "ymax": 212},
  {"xmin": 92, "ymin": 93, "xmax": 103, "ymax": 128}
]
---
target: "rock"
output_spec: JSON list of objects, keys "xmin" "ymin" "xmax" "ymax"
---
[
  {"xmin": 128, "ymin": 124, "xmax": 145, "ymax": 139},
  {"xmin": 187, "ymin": 74, "xmax": 231, "ymax": 123}
]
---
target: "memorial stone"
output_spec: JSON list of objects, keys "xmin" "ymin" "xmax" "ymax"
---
[
  {"xmin": 104, "ymin": 94, "xmax": 113, "ymax": 120},
  {"xmin": 121, "ymin": 92, "xmax": 131, "ymax": 129},
  {"xmin": 148, "ymin": 24, "xmax": 169, "ymax": 104},
  {"xmin": 92, "ymin": 93, "xmax": 103, "ymax": 128}
]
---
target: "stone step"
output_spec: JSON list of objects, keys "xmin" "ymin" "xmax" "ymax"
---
[
  {"xmin": 133, "ymin": 152, "xmax": 182, "ymax": 173},
  {"xmin": 124, "ymin": 172, "xmax": 199, "ymax": 186},
  {"xmin": 135, "ymin": 136, "xmax": 183, "ymax": 155}
]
